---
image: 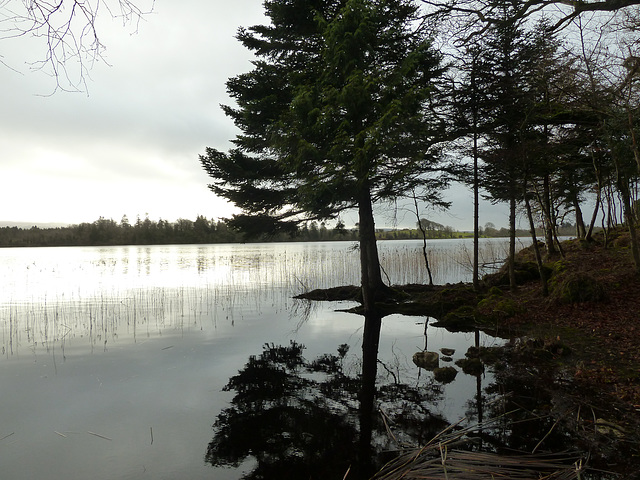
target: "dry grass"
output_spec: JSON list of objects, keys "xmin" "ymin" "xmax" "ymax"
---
[{"xmin": 372, "ymin": 419, "xmax": 586, "ymax": 480}]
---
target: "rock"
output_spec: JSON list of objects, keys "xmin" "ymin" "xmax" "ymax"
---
[
  {"xmin": 551, "ymin": 272, "xmax": 608, "ymax": 304},
  {"xmin": 433, "ymin": 366, "xmax": 458, "ymax": 384},
  {"xmin": 455, "ymin": 357, "xmax": 484, "ymax": 376},
  {"xmin": 433, "ymin": 306, "xmax": 477, "ymax": 332},
  {"xmin": 412, "ymin": 351, "xmax": 439, "ymax": 371},
  {"xmin": 466, "ymin": 346, "xmax": 480, "ymax": 358}
]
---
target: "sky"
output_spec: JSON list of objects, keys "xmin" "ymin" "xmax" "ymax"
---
[{"xmin": 0, "ymin": 0, "xmax": 509, "ymax": 231}]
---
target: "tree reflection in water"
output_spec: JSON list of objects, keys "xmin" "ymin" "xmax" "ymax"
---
[
  {"xmin": 204, "ymin": 318, "xmax": 613, "ymax": 479},
  {"xmin": 205, "ymin": 338, "xmax": 446, "ymax": 479}
]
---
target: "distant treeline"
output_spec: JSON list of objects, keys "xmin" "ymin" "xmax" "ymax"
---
[
  {"xmin": 377, "ymin": 219, "xmax": 577, "ymax": 241},
  {"xmin": 0, "ymin": 216, "xmax": 358, "ymax": 247},
  {"xmin": 0, "ymin": 215, "xmax": 577, "ymax": 248}
]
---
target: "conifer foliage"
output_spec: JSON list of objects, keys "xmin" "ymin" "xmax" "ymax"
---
[{"xmin": 200, "ymin": 0, "xmax": 448, "ymax": 310}]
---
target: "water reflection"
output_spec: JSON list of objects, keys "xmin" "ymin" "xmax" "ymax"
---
[
  {"xmin": 205, "ymin": 340, "xmax": 446, "ymax": 479},
  {"xmin": 3, "ymin": 240, "xmax": 602, "ymax": 480},
  {"xmin": 205, "ymin": 326, "xmax": 599, "ymax": 480},
  {"xmin": 230, "ymin": 315, "xmax": 636, "ymax": 480},
  {"xmin": 0, "ymin": 240, "xmax": 520, "ymax": 358}
]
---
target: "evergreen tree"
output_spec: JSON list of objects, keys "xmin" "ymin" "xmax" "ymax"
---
[
  {"xmin": 475, "ymin": 0, "xmax": 537, "ymax": 290},
  {"xmin": 200, "ymin": 0, "xmax": 448, "ymax": 312},
  {"xmin": 448, "ymin": 45, "xmax": 493, "ymax": 290}
]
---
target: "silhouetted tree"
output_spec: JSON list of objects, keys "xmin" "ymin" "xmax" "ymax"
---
[
  {"xmin": 200, "ymin": 0, "xmax": 449, "ymax": 313},
  {"xmin": 205, "ymin": 341, "xmax": 445, "ymax": 479},
  {"xmin": 475, "ymin": 0, "xmax": 537, "ymax": 290}
]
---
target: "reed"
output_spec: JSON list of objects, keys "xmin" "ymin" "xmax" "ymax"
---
[
  {"xmin": 87, "ymin": 431, "xmax": 112, "ymax": 441},
  {"xmin": 372, "ymin": 418, "xmax": 586, "ymax": 480},
  {"xmin": 0, "ymin": 240, "xmax": 521, "ymax": 357}
]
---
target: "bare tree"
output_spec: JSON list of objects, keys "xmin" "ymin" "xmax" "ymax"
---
[
  {"xmin": 420, "ymin": 0, "xmax": 640, "ymax": 39},
  {"xmin": 1, "ymin": 0, "xmax": 154, "ymax": 92}
]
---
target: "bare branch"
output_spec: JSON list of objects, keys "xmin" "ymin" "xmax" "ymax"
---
[
  {"xmin": 420, "ymin": 0, "xmax": 640, "ymax": 43},
  {"xmin": 0, "ymin": 0, "xmax": 155, "ymax": 93}
]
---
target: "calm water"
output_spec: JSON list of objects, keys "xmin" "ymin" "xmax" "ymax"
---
[{"xmin": 0, "ymin": 239, "xmax": 524, "ymax": 479}]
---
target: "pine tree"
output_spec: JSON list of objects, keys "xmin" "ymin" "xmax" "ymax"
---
[
  {"xmin": 200, "ymin": 0, "xmax": 448, "ymax": 311},
  {"xmin": 474, "ymin": 0, "xmax": 537, "ymax": 290}
]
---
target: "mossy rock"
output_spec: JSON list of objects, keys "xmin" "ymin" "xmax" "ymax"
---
[
  {"xmin": 455, "ymin": 357, "xmax": 484, "ymax": 376},
  {"xmin": 466, "ymin": 345, "xmax": 480, "ymax": 358},
  {"xmin": 488, "ymin": 286, "xmax": 504, "ymax": 297},
  {"xmin": 429, "ymin": 285, "xmax": 478, "ymax": 311},
  {"xmin": 511, "ymin": 337, "xmax": 573, "ymax": 361},
  {"xmin": 517, "ymin": 262, "xmax": 553, "ymax": 283},
  {"xmin": 412, "ymin": 351, "xmax": 439, "ymax": 370},
  {"xmin": 515, "ymin": 262, "xmax": 541, "ymax": 282},
  {"xmin": 551, "ymin": 260, "xmax": 568, "ymax": 275},
  {"xmin": 295, "ymin": 285, "xmax": 360, "ymax": 301},
  {"xmin": 544, "ymin": 340, "xmax": 572, "ymax": 356},
  {"xmin": 477, "ymin": 295, "xmax": 521, "ymax": 321},
  {"xmin": 551, "ymin": 273, "xmax": 608, "ymax": 304},
  {"xmin": 484, "ymin": 261, "xmax": 548, "ymax": 287},
  {"xmin": 400, "ymin": 284, "xmax": 480, "ymax": 318},
  {"xmin": 613, "ymin": 233, "xmax": 631, "ymax": 248},
  {"xmin": 433, "ymin": 366, "xmax": 458, "ymax": 384},
  {"xmin": 494, "ymin": 298, "xmax": 521, "ymax": 317},
  {"xmin": 482, "ymin": 270, "xmax": 508, "ymax": 287},
  {"xmin": 475, "ymin": 346, "xmax": 503, "ymax": 364},
  {"xmin": 432, "ymin": 305, "xmax": 477, "ymax": 331}
]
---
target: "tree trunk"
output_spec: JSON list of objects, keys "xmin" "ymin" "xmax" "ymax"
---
[
  {"xmin": 574, "ymin": 196, "xmax": 587, "ymax": 239},
  {"xmin": 508, "ymin": 194, "xmax": 517, "ymax": 291},
  {"xmin": 412, "ymin": 193, "xmax": 434, "ymax": 285},
  {"xmin": 619, "ymin": 179, "xmax": 640, "ymax": 273},
  {"xmin": 628, "ymin": 110, "xmax": 640, "ymax": 173},
  {"xmin": 608, "ymin": 123, "xmax": 640, "ymax": 269},
  {"xmin": 356, "ymin": 186, "xmax": 386, "ymax": 476},
  {"xmin": 473, "ymin": 130, "xmax": 480, "ymax": 291},
  {"xmin": 542, "ymin": 174, "xmax": 557, "ymax": 257},
  {"xmin": 587, "ymin": 150, "xmax": 603, "ymax": 242},
  {"xmin": 357, "ymin": 186, "xmax": 385, "ymax": 476},
  {"xmin": 358, "ymin": 185, "xmax": 384, "ymax": 313},
  {"xmin": 358, "ymin": 310, "xmax": 382, "ymax": 478},
  {"xmin": 586, "ymin": 187, "xmax": 600, "ymax": 242},
  {"xmin": 525, "ymin": 193, "xmax": 549, "ymax": 296}
]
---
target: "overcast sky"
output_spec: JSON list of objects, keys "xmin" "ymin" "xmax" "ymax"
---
[{"xmin": 0, "ymin": 0, "xmax": 508, "ymax": 231}]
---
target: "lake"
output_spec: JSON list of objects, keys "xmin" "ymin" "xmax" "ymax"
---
[{"xmin": 0, "ymin": 238, "xmax": 529, "ymax": 479}]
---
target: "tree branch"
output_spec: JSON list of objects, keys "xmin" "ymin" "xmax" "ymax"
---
[
  {"xmin": 420, "ymin": 0, "xmax": 640, "ymax": 42},
  {"xmin": 1, "ymin": 0, "xmax": 155, "ymax": 92}
]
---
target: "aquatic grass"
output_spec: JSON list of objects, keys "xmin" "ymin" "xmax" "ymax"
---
[
  {"xmin": 0, "ymin": 278, "xmax": 297, "ymax": 356},
  {"xmin": 0, "ymin": 240, "xmax": 520, "ymax": 357}
]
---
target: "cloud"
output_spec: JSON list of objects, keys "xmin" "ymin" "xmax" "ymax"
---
[
  {"xmin": 0, "ymin": 0, "xmax": 512, "ymax": 230},
  {"xmin": 0, "ymin": 0, "xmax": 264, "ymax": 224}
]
